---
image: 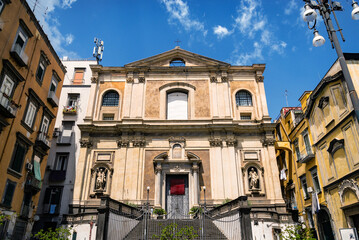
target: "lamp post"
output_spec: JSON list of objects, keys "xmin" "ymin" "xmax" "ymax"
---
[{"xmin": 302, "ymin": 0, "xmax": 359, "ymax": 122}]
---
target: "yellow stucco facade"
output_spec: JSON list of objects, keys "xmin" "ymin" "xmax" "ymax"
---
[{"xmin": 275, "ymin": 54, "xmax": 359, "ymax": 240}]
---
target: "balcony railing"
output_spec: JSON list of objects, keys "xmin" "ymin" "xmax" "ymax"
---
[
  {"xmin": 63, "ymin": 105, "xmax": 77, "ymax": 114},
  {"xmin": 25, "ymin": 174, "xmax": 42, "ymax": 193},
  {"xmin": 36, "ymin": 131, "xmax": 51, "ymax": 150},
  {"xmin": 298, "ymin": 148, "xmax": 315, "ymax": 163},
  {"xmin": 0, "ymin": 92, "xmax": 19, "ymax": 118},
  {"xmin": 47, "ymin": 91, "xmax": 59, "ymax": 107},
  {"xmin": 49, "ymin": 170, "xmax": 66, "ymax": 182},
  {"xmin": 57, "ymin": 131, "xmax": 73, "ymax": 145},
  {"xmin": 10, "ymin": 44, "xmax": 29, "ymax": 67}
]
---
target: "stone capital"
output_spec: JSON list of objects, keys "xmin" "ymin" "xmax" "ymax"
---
[
  {"xmin": 209, "ymin": 138, "xmax": 223, "ymax": 147},
  {"xmin": 132, "ymin": 139, "xmax": 146, "ymax": 147},
  {"xmin": 261, "ymin": 138, "xmax": 275, "ymax": 147},
  {"xmin": 80, "ymin": 139, "xmax": 92, "ymax": 148},
  {"xmin": 226, "ymin": 137, "xmax": 237, "ymax": 147},
  {"xmin": 117, "ymin": 139, "xmax": 130, "ymax": 148}
]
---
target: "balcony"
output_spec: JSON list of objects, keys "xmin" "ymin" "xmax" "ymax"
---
[
  {"xmin": 10, "ymin": 44, "xmax": 28, "ymax": 67},
  {"xmin": 49, "ymin": 170, "xmax": 66, "ymax": 182},
  {"xmin": 63, "ymin": 105, "xmax": 77, "ymax": 114},
  {"xmin": 0, "ymin": 92, "xmax": 19, "ymax": 118},
  {"xmin": 47, "ymin": 91, "xmax": 59, "ymax": 107},
  {"xmin": 25, "ymin": 174, "xmax": 41, "ymax": 193},
  {"xmin": 298, "ymin": 148, "xmax": 315, "ymax": 163},
  {"xmin": 57, "ymin": 130, "xmax": 73, "ymax": 145},
  {"xmin": 36, "ymin": 131, "xmax": 51, "ymax": 150}
]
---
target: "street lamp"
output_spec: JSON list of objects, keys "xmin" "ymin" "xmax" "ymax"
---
[{"xmin": 302, "ymin": 0, "xmax": 359, "ymax": 122}]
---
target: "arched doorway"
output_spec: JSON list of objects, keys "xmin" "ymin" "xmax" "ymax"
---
[{"xmin": 317, "ymin": 209, "xmax": 335, "ymax": 240}]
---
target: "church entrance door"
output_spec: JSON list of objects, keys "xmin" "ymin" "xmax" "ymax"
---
[{"xmin": 165, "ymin": 174, "xmax": 189, "ymax": 219}]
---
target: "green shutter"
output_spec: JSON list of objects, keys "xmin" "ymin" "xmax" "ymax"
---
[{"xmin": 34, "ymin": 160, "xmax": 41, "ymax": 181}]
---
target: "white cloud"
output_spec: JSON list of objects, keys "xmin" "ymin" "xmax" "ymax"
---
[
  {"xmin": 65, "ymin": 34, "xmax": 74, "ymax": 45},
  {"xmin": 230, "ymin": 0, "xmax": 288, "ymax": 65},
  {"xmin": 26, "ymin": 0, "xmax": 78, "ymax": 58},
  {"xmin": 161, "ymin": 0, "xmax": 207, "ymax": 36},
  {"xmin": 233, "ymin": 42, "xmax": 263, "ymax": 65},
  {"xmin": 284, "ymin": 0, "xmax": 298, "ymax": 15},
  {"xmin": 213, "ymin": 25, "xmax": 232, "ymax": 39}
]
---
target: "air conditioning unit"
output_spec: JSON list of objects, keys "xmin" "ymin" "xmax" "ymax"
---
[{"xmin": 25, "ymin": 163, "xmax": 33, "ymax": 171}]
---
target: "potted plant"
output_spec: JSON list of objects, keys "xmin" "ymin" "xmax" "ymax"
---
[{"xmin": 153, "ymin": 208, "xmax": 166, "ymax": 219}]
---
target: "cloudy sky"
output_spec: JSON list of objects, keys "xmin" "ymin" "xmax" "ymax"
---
[{"xmin": 27, "ymin": 0, "xmax": 359, "ymax": 119}]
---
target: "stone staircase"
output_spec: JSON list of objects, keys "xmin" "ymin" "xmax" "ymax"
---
[{"xmin": 125, "ymin": 218, "xmax": 228, "ymax": 239}]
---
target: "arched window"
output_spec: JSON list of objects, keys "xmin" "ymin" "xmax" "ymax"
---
[
  {"xmin": 102, "ymin": 91, "xmax": 119, "ymax": 106},
  {"xmin": 235, "ymin": 90, "xmax": 252, "ymax": 106},
  {"xmin": 167, "ymin": 92, "xmax": 188, "ymax": 119},
  {"xmin": 170, "ymin": 59, "xmax": 185, "ymax": 67}
]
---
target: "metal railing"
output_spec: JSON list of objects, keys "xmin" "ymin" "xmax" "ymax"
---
[{"xmin": 0, "ymin": 92, "xmax": 18, "ymax": 117}]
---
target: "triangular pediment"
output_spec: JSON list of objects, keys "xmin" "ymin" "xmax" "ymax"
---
[{"xmin": 125, "ymin": 47, "xmax": 230, "ymax": 68}]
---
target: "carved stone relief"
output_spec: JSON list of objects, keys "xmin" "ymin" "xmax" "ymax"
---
[{"xmin": 338, "ymin": 179, "xmax": 359, "ymax": 204}]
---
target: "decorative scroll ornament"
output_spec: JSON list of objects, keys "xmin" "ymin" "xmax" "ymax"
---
[
  {"xmin": 132, "ymin": 139, "xmax": 146, "ymax": 147},
  {"xmin": 91, "ymin": 76, "xmax": 98, "ymax": 83},
  {"xmin": 338, "ymin": 179, "xmax": 359, "ymax": 204},
  {"xmin": 138, "ymin": 77, "xmax": 145, "ymax": 83},
  {"xmin": 261, "ymin": 138, "xmax": 275, "ymax": 147},
  {"xmin": 221, "ymin": 76, "xmax": 228, "ymax": 82},
  {"xmin": 226, "ymin": 137, "xmax": 237, "ymax": 147},
  {"xmin": 80, "ymin": 139, "xmax": 93, "ymax": 148},
  {"xmin": 117, "ymin": 139, "xmax": 130, "ymax": 148},
  {"xmin": 209, "ymin": 137, "xmax": 223, "ymax": 147},
  {"xmin": 126, "ymin": 77, "xmax": 134, "ymax": 83},
  {"xmin": 155, "ymin": 163, "xmax": 162, "ymax": 174},
  {"xmin": 210, "ymin": 76, "xmax": 217, "ymax": 83}
]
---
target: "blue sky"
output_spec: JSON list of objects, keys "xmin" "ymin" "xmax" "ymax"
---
[{"xmin": 27, "ymin": 0, "xmax": 359, "ymax": 119}]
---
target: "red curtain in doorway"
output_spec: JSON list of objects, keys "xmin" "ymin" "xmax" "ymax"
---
[{"xmin": 170, "ymin": 179, "xmax": 185, "ymax": 195}]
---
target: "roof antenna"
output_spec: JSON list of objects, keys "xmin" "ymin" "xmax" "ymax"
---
[
  {"xmin": 93, "ymin": 38, "xmax": 104, "ymax": 64},
  {"xmin": 285, "ymin": 90, "xmax": 289, "ymax": 107}
]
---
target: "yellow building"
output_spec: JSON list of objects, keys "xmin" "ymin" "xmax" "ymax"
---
[
  {"xmin": 0, "ymin": 0, "xmax": 65, "ymax": 239},
  {"xmin": 275, "ymin": 53, "xmax": 359, "ymax": 240}
]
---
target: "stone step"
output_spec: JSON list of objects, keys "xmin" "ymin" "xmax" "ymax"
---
[{"xmin": 125, "ymin": 218, "xmax": 228, "ymax": 240}]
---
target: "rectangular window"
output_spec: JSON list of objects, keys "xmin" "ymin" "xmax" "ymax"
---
[
  {"xmin": 54, "ymin": 153, "xmax": 69, "ymax": 171},
  {"xmin": 0, "ymin": 75, "xmax": 15, "ymax": 109},
  {"xmin": 36, "ymin": 60, "xmax": 46, "ymax": 84},
  {"xmin": 0, "ymin": 0, "xmax": 4, "ymax": 14},
  {"xmin": 40, "ymin": 116, "xmax": 50, "ymax": 135},
  {"xmin": 294, "ymin": 139, "xmax": 301, "ymax": 161},
  {"xmin": 1, "ymin": 179, "xmax": 16, "ymax": 207},
  {"xmin": 49, "ymin": 76, "xmax": 58, "ymax": 93},
  {"xmin": 302, "ymin": 130, "xmax": 312, "ymax": 154},
  {"xmin": 9, "ymin": 140, "xmax": 27, "ymax": 173},
  {"xmin": 310, "ymin": 167, "xmax": 321, "ymax": 193},
  {"xmin": 73, "ymin": 68, "xmax": 85, "ymax": 84},
  {"xmin": 43, "ymin": 187, "xmax": 62, "ymax": 214},
  {"xmin": 58, "ymin": 121, "xmax": 74, "ymax": 144},
  {"xmin": 103, "ymin": 114, "xmax": 114, "ymax": 120},
  {"xmin": 24, "ymin": 101, "xmax": 37, "ymax": 128},
  {"xmin": 67, "ymin": 94, "xmax": 79, "ymax": 107},
  {"xmin": 240, "ymin": 113, "xmax": 251, "ymax": 120},
  {"xmin": 300, "ymin": 175, "xmax": 309, "ymax": 199},
  {"xmin": 13, "ymin": 27, "xmax": 28, "ymax": 51}
]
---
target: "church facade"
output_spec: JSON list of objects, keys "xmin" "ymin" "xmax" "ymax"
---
[{"xmin": 70, "ymin": 48, "xmax": 289, "ymax": 238}]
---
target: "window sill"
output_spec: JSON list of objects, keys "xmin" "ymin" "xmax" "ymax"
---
[
  {"xmin": 20, "ymin": 120, "xmax": 34, "ymax": 134},
  {"xmin": 7, "ymin": 168, "xmax": 22, "ymax": 179}
]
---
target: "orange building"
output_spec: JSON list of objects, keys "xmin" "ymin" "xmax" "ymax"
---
[{"xmin": 0, "ymin": 0, "xmax": 65, "ymax": 238}]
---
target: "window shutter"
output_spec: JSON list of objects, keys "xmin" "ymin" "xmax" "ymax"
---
[
  {"xmin": 167, "ymin": 92, "xmax": 188, "ymax": 120},
  {"xmin": 11, "ymin": 143, "xmax": 26, "ymax": 172}
]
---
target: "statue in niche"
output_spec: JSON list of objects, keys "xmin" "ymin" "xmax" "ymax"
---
[
  {"xmin": 248, "ymin": 167, "xmax": 259, "ymax": 189},
  {"xmin": 95, "ymin": 168, "xmax": 107, "ymax": 191}
]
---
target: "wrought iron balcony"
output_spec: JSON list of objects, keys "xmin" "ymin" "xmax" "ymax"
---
[
  {"xmin": 36, "ymin": 131, "xmax": 51, "ymax": 150},
  {"xmin": 0, "ymin": 92, "xmax": 19, "ymax": 118},
  {"xmin": 25, "ymin": 174, "xmax": 42, "ymax": 193},
  {"xmin": 47, "ymin": 91, "xmax": 59, "ymax": 107},
  {"xmin": 10, "ymin": 43, "xmax": 28, "ymax": 67},
  {"xmin": 298, "ymin": 148, "xmax": 315, "ymax": 163},
  {"xmin": 63, "ymin": 105, "xmax": 77, "ymax": 114},
  {"xmin": 49, "ymin": 170, "xmax": 66, "ymax": 182}
]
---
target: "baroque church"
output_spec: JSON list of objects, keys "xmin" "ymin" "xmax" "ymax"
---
[{"xmin": 70, "ymin": 47, "xmax": 291, "ymax": 239}]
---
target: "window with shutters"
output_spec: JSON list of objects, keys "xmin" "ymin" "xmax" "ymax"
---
[
  {"xmin": 23, "ymin": 101, "xmax": 37, "ymax": 128},
  {"xmin": 43, "ymin": 187, "xmax": 62, "ymax": 214},
  {"xmin": 310, "ymin": 167, "xmax": 321, "ymax": 193},
  {"xmin": 54, "ymin": 153, "xmax": 69, "ymax": 171},
  {"xmin": 0, "ymin": 75, "xmax": 15, "ymax": 109},
  {"xmin": 167, "ymin": 91, "xmax": 188, "ymax": 120},
  {"xmin": 1, "ymin": 179, "xmax": 16, "ymax": 207},
  {"xmin": 72, "ymin": 68, "xmax": 85, "ymax": 84},
  {"xmin": 35, "ymin": 54, "xmax": 48, "ymax": 85},
  {"xmin": 300, "ymin": 175, "xmax": 309, "ymax": 199},
  {"xmin": 9, "ymin": 140, "xmax": 28, "ymax": 173},
  {"xmin": 102, "ymin": 91, "xmax": 119, "ymax": 106}
]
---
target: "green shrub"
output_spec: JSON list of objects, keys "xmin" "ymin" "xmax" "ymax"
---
[
  {"xmin": 33, "ymin": 227, "xmax": 71, "ymax": 240},
  {"xmin": 153, "ymin": 208, "xmax": 167, "ymax": 215},
  {"xmin": 188, "ymin": 206, "xmax": 202, "ymax": 215},
  {"xmin": 152, "ymin": 223, "xmax": 198, "ymax": 240},
  {"xmin": 280, "ymin": 224, "xmax": 316, "ymax": 240}
]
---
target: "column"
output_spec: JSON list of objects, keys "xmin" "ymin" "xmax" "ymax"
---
[
  {"xmin": 192, "ymin": 162, "xmax": 199, "ymax": 206},
  {"xmin": 154, "ymin": 163, "xmax": 162, "ymax": 207}
]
